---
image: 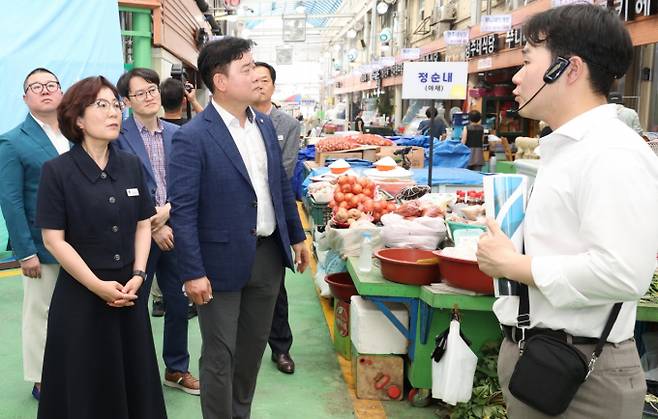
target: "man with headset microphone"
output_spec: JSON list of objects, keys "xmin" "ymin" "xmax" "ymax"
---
[{"xmin": 477, "ymin": 4, "xmax": 658, "ymax": 418}]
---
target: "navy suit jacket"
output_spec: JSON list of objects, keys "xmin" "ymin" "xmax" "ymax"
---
[
  {"xmin": 115, "ymin": 116, "xmax": 179, "ymax": 203},
  {"xmin": 0, "ymin": 114, "xmax": 62, "ymax": 263},
  {"xmin": 168, "ymin": 104, "xmax": 306, "ymax": 292}
]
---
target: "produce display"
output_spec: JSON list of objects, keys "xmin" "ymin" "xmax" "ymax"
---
[
  {"xmin": 328, "ymin": 175, "xmax": 397, "ymax": 225},
  {"xmin": 394, "ymin": 199, "xmax": 445, "ymax": 219},
  {"xmin": 315, "ymin": 134, "xmax": 394, "ymax": 153}
]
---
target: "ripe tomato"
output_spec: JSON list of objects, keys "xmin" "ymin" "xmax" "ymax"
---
[
  {"xmin": 341, "ymin": 184, "xmax": 352, "ymax": 193},
  {"xmin": 337, "ymin": 176, "xmax": 348, "ymax": 186},
  {"xmin": 328, "ymin": 200, "xmax": 336, "ymax": 208},
  {"xmin": 352, "ymin": 184, "xmax": 363, "ymax": 194},
  {"xmin": 350, "ymin": 196, "xmax": 360, "ymax": 207},
  {"xmin": 338, "ymin": 201, "xmax": 348, "ymax": 208},
  {"xmin": 344, "ymin": 193, "xmax": 354, "ymax": 202}
]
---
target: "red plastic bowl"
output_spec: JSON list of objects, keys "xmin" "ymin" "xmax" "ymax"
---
[
  {"xmin": 374, "ymin": 248, "xmax": 440, "ymax": 286},
  {"xmin": 325, "ymin": 272, "xmax": 358, "ymax": 302},
  {"xmin": 433, "ymin": 251, "xmax": 494, "ymax": 294}
]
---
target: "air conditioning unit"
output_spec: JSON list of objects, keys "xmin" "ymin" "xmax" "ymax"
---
[{"xmin": 438, "ymin": 3, "xmax": 457, "ymax": 22}]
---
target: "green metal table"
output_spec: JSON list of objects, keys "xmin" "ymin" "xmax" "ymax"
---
[
  {"xmin": 345, "ymin": 257, "xmax": 501, "ymax": 395},
  {"xmin": 345, "ymin": 257, "xmax": 658, "ymax": 397}
]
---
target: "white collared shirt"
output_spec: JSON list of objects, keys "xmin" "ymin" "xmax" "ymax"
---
[
  {"xmin": 494, "ymin": 104, "xmax": 658, "ymax": 342},
  {"xmin": 212, "ymin": 100, "xmax": 276, "ymax": 236},
  {"xmin": 31, "ymin": 113, "xmax": 69, "ymax": 155}
]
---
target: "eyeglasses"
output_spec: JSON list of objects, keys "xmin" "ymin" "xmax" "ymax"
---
[
  {"xmin": 128, "ymin": 86, "xmax": 160, "ymax": 101},
  {"xmin": 25, "ymin": 81, "xmax": 60, "ymax": 94},
  {"xmin": 91, "ymin": 98, "xmax": 124, "ymax": 114}
]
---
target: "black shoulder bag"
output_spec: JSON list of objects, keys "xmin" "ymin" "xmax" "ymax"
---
[{"xmin": 507, "ymin": 284, "xmax": 622, "ymax": 416}]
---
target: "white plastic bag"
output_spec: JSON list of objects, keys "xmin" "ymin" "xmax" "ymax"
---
[
  {"xmin": 324, "ymin": 219, "xmax": 383, "ymax": 258},
  {"xmin": 431, "ymin": 320, "xmax": 477, "ymax": 405},
  {"xmin": 314, "ymin": 267, "xmax": 331, "ymax": 298},
  {"xmin": 380, "ymin": 213, "xmax": 447, "ymax": 250}
]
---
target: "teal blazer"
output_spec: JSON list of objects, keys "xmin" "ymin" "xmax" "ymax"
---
[{"xmin": 0, "ymin": 114, "xmax": 62, "ymax": 263}]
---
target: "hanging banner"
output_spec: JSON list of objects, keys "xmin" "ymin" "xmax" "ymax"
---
[
  {"xmin": 401, "ymin": 48, "xmax": 421, "ymax": 60},
  {"xmin": 401, "ymin": 61, "xmax": 468, "ymax": 99},
  {"xmin": 480, "ymin": 14, "xmax": 512, "ymax": 32},
  {"xmin": 379, "ymin": 56, "xmax": 395, "ymax": 66},
  {"xmin": 444, "ymin": 30, "xmax": 470, "ymax": 45}
]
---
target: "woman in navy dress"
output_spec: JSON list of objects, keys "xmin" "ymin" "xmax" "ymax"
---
[{"xmin": 35, "ymin": 76, "xmax": 167, "ymax": 419}]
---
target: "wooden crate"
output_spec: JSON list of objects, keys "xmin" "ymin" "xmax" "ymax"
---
[
  {"xmin": 376, "ymin": 146, "xmax": 425, "ymax": 168},
  {"xmin": 333, "ymin": 299, "xmax": 351, "ymax": 359},
  {"xmin": 315, "ymin": 146, "xmax": 380, "ymax": 166},
  {"xmin": 351, "ymin": 349, "xmax": 404, "ymax": 401}
]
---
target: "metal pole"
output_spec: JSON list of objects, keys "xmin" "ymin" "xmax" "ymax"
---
[{"xmin": 428, "ymin": 117, "xmax": 434, "ymax": 188}]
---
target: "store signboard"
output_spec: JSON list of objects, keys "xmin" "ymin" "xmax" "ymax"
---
[
  {"xmin": 401, "ymin": 48, "xmax": 421, "ymax": 60},
  {"xmin": 616, "ymin": 0, "xmax": 658, "ymax": 20},
  {"xmin": 480, "ymin": 15, "xmax": 512, "ymax": 33},
  {"xmin": 505, "ymin": 27, "xmax": 526, "ymax": 49},
  {"xmin": 444, "ymin": 30, "xmax": 470, "ymax": 45},
  {"xmin": 465, "ymin": 34, "xmax": 499, "ymax": 59},
  {"xmin": 402, "ymin": 62, "xmax": 468, "ymax": 99}
]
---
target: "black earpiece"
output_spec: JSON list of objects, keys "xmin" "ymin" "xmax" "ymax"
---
[{"xmin": 543, "ymin": 56, "xmax": 571, "ymax": 84}]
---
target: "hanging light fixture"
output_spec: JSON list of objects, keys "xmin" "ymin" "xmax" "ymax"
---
[
  {"xmin": 376, "ymin": 2, "xmax": 389, "ymax": 15},
  {"xmin": 346, "ymin": 29, "xmax": 357, "ymax": 39},
  {"xmin": 295, "ymin": 1, "xmax": 306, "ymax": 14}
]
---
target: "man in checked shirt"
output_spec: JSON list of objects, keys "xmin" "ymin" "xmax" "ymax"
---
[{"xmin": 116, "ymin": 68, "xmax": 200, "ymax": 395}]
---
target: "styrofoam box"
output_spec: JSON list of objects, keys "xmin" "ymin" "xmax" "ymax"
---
[{"xmin": 350, "ymin": 295, "xmax": 409, "ymax": 354}]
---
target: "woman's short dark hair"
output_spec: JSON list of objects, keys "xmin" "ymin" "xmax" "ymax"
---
[
  {"xmin": 58, "ymin": 76, "xmax": 120, "ymax": 144},
  {"xmin": 198, "ymin": 37, "xmax": 255, "ymax": 93},
  {"xmin": 468, "ymin": 110, "xmax": 482, "ymax": 123},
  {"xmin": 116, "ymin": 68, "xmax": 160, "ymax": 98},
  {"xmin": 523, "ymin": 3, "xmax": 632, "ymax": 97},
  {"xmin": 425, "ymin": 106, "xmax": 438, "ymax": 119}
]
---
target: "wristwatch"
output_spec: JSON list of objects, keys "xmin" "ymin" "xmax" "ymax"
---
[{"xmin": 132, "ymin": 270, "xmax": 147, "ymax": 281}]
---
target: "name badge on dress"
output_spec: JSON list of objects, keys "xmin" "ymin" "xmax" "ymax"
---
[
  {"xmin": 277, "ymin": 135, "xmax": 284, "ymax": 142},
  {"xmin": 126, "ymin": 188, "xmax": 140, "ymax": 197}
]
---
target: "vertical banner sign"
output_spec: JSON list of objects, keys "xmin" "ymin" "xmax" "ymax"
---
[
  {"xmin": 480, "ymin": 15, "xmax": 513, "ymax": 32},
  {"xmin": 402, "ymin": 61, "xmax": 468, "ymax": 99}
]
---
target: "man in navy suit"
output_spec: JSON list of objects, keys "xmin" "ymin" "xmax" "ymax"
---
[
  {"xmin": 115, "ymin": 68, "xmax": 199, "ymax": 395},
  {"xmin": 168, "ymin": 37, "xmax": 309, "ymax": 419},
  {"xmin": 0, "ymin": 68, "xmax": 69, "ymax": 401}
]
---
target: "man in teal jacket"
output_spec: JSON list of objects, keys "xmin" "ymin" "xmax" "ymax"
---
[{"xmin": 0, "ymin": 68, "xmax": 69, "ymax": 400}]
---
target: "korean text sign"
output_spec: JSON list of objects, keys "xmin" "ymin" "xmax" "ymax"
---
[{"xmin": 401, "ymin": 62, "xmax": 468, "ymax": 99}]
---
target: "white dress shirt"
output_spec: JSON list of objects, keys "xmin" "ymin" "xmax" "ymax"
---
[
  {"xmin": 494, "ymin": 104, "xmax": 658, "ymax": 342},
  {"xmin": 212, "ymin": 100, "xmax": 276, "ymax": 236},
  {"xmin": 31, "ymin": 113, "xmax": 69, "ymax": 155}
]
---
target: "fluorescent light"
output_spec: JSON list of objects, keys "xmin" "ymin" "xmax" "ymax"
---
[
  {"xmin": 376, "ymin": 2, "xmax": 389, "ymax": 15},
  {"xmin": 346, "ymin": 29, "xmax": 357, "ymax": 39},
  {"xmin": 295, "ymin": 1, "xmax": 306, "ymax": 14}
]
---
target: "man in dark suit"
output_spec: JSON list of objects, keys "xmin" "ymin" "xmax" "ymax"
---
[
  {"xmin": 115, "ymin": 68, "xmax": 199, "ymax": 395},
  {"xmin": 0, "ymin": 68, "xmax": 68, "ymax": 400},
  {"xmin": 168, "ymin": 37, "xmax": 309, "ymax": 419},
  {"xmin": 253, "ymin": 61, "xmax": 301, "ymax": 374}
]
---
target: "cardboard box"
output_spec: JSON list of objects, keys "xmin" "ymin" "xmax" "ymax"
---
[
  {"xmin": 351, "ymin": 349, "xmax": 404, "ymax": 400},
  {"xmin": 333, "ymin": 299, "xmax": 351, "ymax": 359},
  {"xmin": 315, "ymin": 146, "xmax": 380, "ymax": 166},
  {"xmin": 376, "ymin": 146, "xmax": 425, "ymax": 168}
]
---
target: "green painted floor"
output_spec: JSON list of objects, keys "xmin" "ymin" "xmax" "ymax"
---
[{"xmin": 0, "ymin": 269, "xmax": 438, "ymax": 418}]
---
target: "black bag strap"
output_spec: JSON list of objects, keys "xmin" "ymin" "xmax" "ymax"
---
[{"xmin": 516, "ymin": 283, "xmax": 622, "ymax": 355}]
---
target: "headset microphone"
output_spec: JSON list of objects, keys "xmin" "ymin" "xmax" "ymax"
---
[{"xmin": 510, "ymin": 56, "xmax": 571, "ymax": 114}]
